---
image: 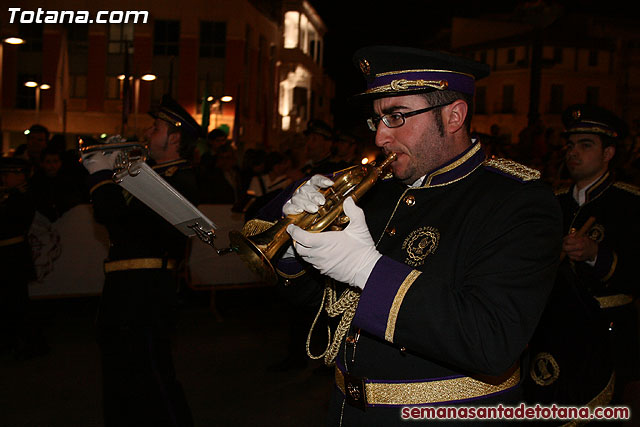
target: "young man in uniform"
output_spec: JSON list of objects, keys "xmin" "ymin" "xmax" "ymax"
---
[{"xmin": 528, "ymin": 105, "xmax": 639, "ymax": 415}]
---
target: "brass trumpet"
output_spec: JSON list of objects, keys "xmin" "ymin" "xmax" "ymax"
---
[
  {"xmin": 229, "ymin": 152, "xmax": 397, "ymax": 285},
  {"xmin": 78, "ymin": 135, "xmax": 149, "ymax": 181}
]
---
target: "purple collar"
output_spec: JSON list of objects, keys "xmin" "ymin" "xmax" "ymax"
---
[{"xmin": 420, "ymin": 141, "xmax": 485, "ymax": 188}]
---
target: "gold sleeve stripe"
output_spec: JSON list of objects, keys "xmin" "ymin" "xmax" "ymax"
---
[
  {"xmin": 385, "ymin": 270, "xmax": 422, "ymax": 342},
  {"xmin": 89, "ymin": 180, "xmax": 113, "ymax": 195},
  {"xmin": 601, "ymin": 252, "xmax": 618, "ymax": 282}
]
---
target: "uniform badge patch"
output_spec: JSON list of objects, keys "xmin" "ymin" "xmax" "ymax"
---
[
  {"xmin": 588, "ymin": 223, "xmax": 605, "ymax": 243},
  {"xmin": 530, "ymin": 352, "xmax": 560, "ymax": 386},
  {"xmin": 402, "ymin": 226, "xmax": 439, "ymax": 267}
]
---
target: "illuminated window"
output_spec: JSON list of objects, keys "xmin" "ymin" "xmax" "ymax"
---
[
  {"xmin": 300, "ymin": 14, "xmax": 309, "ymax": 54},
  {"xmin": 284, "ymin": 11, "xmax": 299, "ymax": 49},
  {"xmin": 279, "ymin": 65, "xmax": 311, "ymax": 131},
  {"xmin": 283, "ymin": 10, "xmax": 322, "ymax": 62}
]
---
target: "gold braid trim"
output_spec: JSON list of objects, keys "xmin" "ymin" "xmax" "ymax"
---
[
  {"xmin": 559, "ymin": 372, "xmax": 615, "ymax": 427},
  {"xmin": 613, "ymin": 182, "xmax": 640, "ymax": 197},
  {"xmin": 89, "ymin": 179, "xmax": 113, "ymax": 195},
  {"xmin": 483, "ymin": 158, "xmax": 541, "ymax": 181},
  {"xmin": 366, "ymin": 79, "xmax": 448, "ymax": 94},
  {"xmin": 601, "ymin": 251, "xmax": 618, "ymax": 283},
  {"xmin": 306, "ymin": 281, "xmax": 361, "ymax": 366}
]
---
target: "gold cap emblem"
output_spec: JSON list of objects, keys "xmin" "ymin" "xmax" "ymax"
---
[
  {"xmin": 359, "ymin": 58, "xmax": 371, "ymax": 76},
  {"xmin": 572, "ymin": 109, "xmax": 581, "ymax": 120}
]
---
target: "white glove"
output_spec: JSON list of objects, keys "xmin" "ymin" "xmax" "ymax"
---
[
  {"xmin": 81, "ymin": 151, "xmax": 120, "ymax": 174},
  {"xmin": 286, "ymin": 197, "xmax": 382, "ymax": 289},
  {"xmin": 283, "ymin": 174, "xmax": 334, "ymax": 215},
  {"xmin": 281, "ymin": 174, "xmax": 333, "ymax": 259}
]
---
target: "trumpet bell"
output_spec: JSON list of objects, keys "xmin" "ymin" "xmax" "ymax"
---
[{"xmin": 229, "ymin": 229, "xmax": 279, "ymax": 285}]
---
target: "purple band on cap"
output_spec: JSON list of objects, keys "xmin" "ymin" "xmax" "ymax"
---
[{"xmin": 368, "ymin": 70, "xmax": 476, "ymax": 95}]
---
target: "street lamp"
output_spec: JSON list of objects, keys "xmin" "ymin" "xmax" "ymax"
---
[
  {"xmin": 24, "ymin": 81, "xmax": 50, "ymax": 123},
  {"xmin": 3, "ymin": 37, "xmax": 25, "ymax": 45},
  {"xmin": 203, "ymin": 95, "xmax": 233, "ymax": 131},
  {"xmin": 118, "ymin": 73, "xmax": 156, "ymax": 134},
  {"xmin": 1, "ymin": 37, "xmax": 26, "ymax": 153}
]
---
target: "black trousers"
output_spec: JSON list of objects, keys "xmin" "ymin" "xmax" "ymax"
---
[{"xmin": 97, "ymin": 269, "xmax": 193, "ymax": 427}]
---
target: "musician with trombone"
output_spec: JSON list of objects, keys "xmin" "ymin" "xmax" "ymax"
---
[
  {"xmin": 258, "ymin": 46, "xmax": 563, "ymax": 424},
  {"xmin": 525, "ymin": 105, "xmax": 640, "ymax": 414},
  {"xmin": 81, "ymin": 95, "xmax": 199, "ymax": 427}
]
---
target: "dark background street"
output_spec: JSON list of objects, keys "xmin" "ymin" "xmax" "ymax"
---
[{"xmin": 0, "ymin": 287, "xmax": 334, "ymax": 426}]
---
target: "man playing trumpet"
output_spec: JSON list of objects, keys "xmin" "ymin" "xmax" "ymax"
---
[
  {"xmin": 255, "ymin": 46, "xmax": 563, "ymax": 425},
  {"xmin": 82, "ymin": 95, "xmax": 199, "ymax": 427}
]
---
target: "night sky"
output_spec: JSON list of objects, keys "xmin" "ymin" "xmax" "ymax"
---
[{"xmin": 306, "ymin": 0, "xmax": 637, "ymax": 131}]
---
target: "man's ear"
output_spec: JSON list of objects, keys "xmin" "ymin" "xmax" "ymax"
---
[
  {"xmin": 603, "ymin": 145, "xmax": 615, "ymax": 163},
  {"xmin": 445, "ymin": 100, "xmax": 468, "ymax": 134},
  {"xmin": 167, "ymin": 131, "xmax": 180, "ymax": 147}
]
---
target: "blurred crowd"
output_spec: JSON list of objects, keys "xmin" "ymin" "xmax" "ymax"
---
[
  {"xmin": 3, "ymin": 118, "xmax": 640, "ymax": 234},
  {"xmin": 1, "ymin": 118, "xmax": 366, "ymax": 223},
  {"xmin": 475, "ymin": 120, "xmax": 640, "ymax": 191}
]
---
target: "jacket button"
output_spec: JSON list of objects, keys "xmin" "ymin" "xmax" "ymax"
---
[
  {"xmin": 404, "ymin": 195, "xmax": 416, "ymax": 206},
  {"xmin": 386, "ymin": 226, "xmax": 396, "ymax": 236}
]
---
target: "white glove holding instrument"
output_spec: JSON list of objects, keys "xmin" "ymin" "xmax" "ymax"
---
[
  {"xmin": 286, "ymin": 197, "xmax": 382, "ymax": 289},
  {"xmin": 281, "ymin": 174, "xmax": 334, "ymax": 259},
  {"xmin": 81, "ymin": 151, "xmax": 120, "ymax": 174},
  {"xmin": 282, "ymin": 174, "xmax": 334, "ymax": 215}
]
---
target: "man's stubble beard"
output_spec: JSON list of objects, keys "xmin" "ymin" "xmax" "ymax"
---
[{"xmin": 398, "ymin": 126, "xmax": 448, "ymax": 186}]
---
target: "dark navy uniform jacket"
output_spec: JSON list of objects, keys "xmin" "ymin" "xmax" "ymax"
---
[
  {"xmin": 264, "ymin": 142, "xmax": 563, "ymax": 425},
  {"xmin": 533, "ymin": 172, "xmax": 640, "ymax": 403},
  {"xmin": 87, "ymin": 159, "xmax": 199, "ymax": 326},
  {"xmin": 555, "ymin": 172, "xmax": 640, "ymax": 299}
]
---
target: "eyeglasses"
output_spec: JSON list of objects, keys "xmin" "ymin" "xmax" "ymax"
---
[{"xmin": 366, "ymin": 101, "xmax": 454, "ymax": 132}]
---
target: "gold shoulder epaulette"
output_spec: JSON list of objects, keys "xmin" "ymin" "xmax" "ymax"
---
[
  {"xmin": 613, "ymin": 182, "xmax": 640, "ymax": 197},
  {"xmin": 483, "ymin": 158, "xmax": 540, "ymax": 182}
]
